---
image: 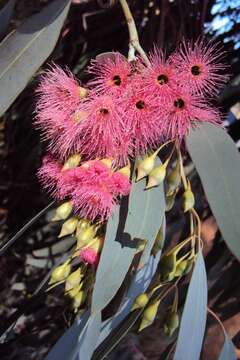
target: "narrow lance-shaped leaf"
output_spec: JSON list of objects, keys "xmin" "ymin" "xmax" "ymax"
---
[
  {"xmin": 218, "ymin": 329, "xmax": 237, "ymax": 360},
  {"xmin": 91, "ymin": 165, "xmax": 165, "ymax": 313},
  {"xmin": 186, "ymin": 123, "xmax": 240, "ymax": 259},
  {"xmin": 0, "ymin": 0, "xmax": 71, "ymax": 116},
  {"xmin": 0, "ymin": 0, "xmax": 16, "ymax": 37},
  {"xmin": 173, "ymin": 250, "xmax": 208, "ymax": 360}
]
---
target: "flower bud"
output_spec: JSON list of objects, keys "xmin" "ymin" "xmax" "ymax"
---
[
  {"xmin": 78, "ymin": 86, "xmax": 88, "ymax": 99},
  {"xmin": 72, "ymin": 290, "xmax": 87, "ymax": 311},
  {"xmin": 52, "ymin": 201, "xmax": 73, "ymax": 221},
  {"xmin": 58, "ymin": 217, "xmax": 78, "ymax": 238},
  {"xmin": 182, "ymin": 189, "xmax": 195, "ymax": 212},
  {"xmin": 131, "ymin": 293, "xmax": 149, "ymax": 311},
  {"xmin": 146, "ymin": 162, "xmax": 167, "ymax": 189},
  {"xmin": 67, "ymin": 283, "xmax": 83, "ymax": 298},
  {"xmin": 90, "ymin": 237, "xmax": 104, "ymax": 253},
  {"xmin": 174, "ymin": 259, "xmax": 188, "ymax": 277},
  {"xmin": 166, "ymin": 163, "xmax": 181, "ymax": 196},
  {"xmin": 117, "ymin": 165, "xmax": 131, "ymax": 178},
  {"xmin": 164, "ymin": 311, "xmax": 179, "ymax": 337},
  {"xmin": 49, "ymin": 260, "xmax": 71, "ymax": 284},
  {"xmin": 139, "ymin": 300, "xmax": 160, "ymax": 331},
  {"xmin": 62, "ymin": 154, "xmax": 81, "ymax": 170},
  {"xmin": 76, "ymin": 225, "xmax": 97, "ymax": 246},
  {"xmin": 65, "ymin": 268, "xmax": 83, "ymax": 292},
  {"xmin": 136, "ymin": 153, "xmax": 157, "ymax": 181},
  {"xmin": 100, "ymin": 158, "xmax": 113, "ymax": 168},
  {"xmin": 166, "ymin": 189, "xmax": 178, "ymax": 212},
  {"xmin": 151, "ymin": 223, "xmax": 164, "ymax": 256}
]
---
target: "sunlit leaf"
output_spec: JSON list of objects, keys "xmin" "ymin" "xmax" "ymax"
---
[
  {"xmin": 173, "ymin": 250, "xmax": 208, "ymax": 360},
  {"xmin": 0, "ymin": 0, "xmax": 71, "ymax": 116},
  {"xmin": 186, "ymin": 123, "xmax": 240, "ymax": 259}
]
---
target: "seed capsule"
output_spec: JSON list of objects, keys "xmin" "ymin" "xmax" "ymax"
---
[
  {"xmin": 58, "ymin": 217, "xmax": 78, "ymax": 238},
  {"xmin": 62, "ymin": 154, "xmax": 81, "ymax": 170},
  {"xmin": 52, "ymin": 201, "xmax": 73, "ymax": 221},
  {"xmin": 139, "ymin": 300, "xmax": 160, "ymax": 331},
  {"xmin": 136, "ymin": 153, "xmax": 157, "ymax": 181},
  {"xmin": 164, "ymin": 311, "xmax": 179, "ymax": 337},
  {"xmin": 146, "ymin": 162, "xmax": 167, "ymax": 189},
  {"xmin": 131, "ymin": 293, "xmax": 149, "ymax": 311},
  {"xmin": 65, "ymin": 268, "xmax": 83, "ymax": 292},
  {"xmin": 49, "ymin": 260, "xmax": 71, "ymax": 284}
]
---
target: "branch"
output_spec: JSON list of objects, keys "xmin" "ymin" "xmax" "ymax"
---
[{"xmin": 119, "ymin": 0, "xmax": 150, "ymax": 66}]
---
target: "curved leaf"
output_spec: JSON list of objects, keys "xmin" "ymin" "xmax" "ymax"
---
[
  {"xmin": 174, "ymin": 250, "xmax": 208, "ymax": 360},
  {"xmin": 186, "ymin": 123, "xmax": 240, "ymax": 259},
  {"xmin": 0, "ymin": 0, "xmax": 16, "ymax": 37},
  {"xmin": 218, "ymin": 330, "xmax": 236, "ymax": 360},
  {"xmin": 0, "ymin": 0, "xmax": 71, "ymax": 116},
  {"xmin": 91, "ymin": 172, "xmax": 165, "ymax": 313}
]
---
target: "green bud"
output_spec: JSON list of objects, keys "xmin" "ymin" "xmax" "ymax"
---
[
  {"xmin": 52, "ymin": 201, "xmax": 73, "ymax": 221},
  {"xmin": 174, "ymin": 259, "xmax": 188, "ymax": 277},
  {"xmin": 151, "ymin": 223, "xmax": 164, "ymax": 257},
  {"xmin": 117, "ymin": 165, "xmax": 131, "ymax": 178},
  {"xmin": 182, "ymin": 181, "xmax": 195, "ymax": 212},
  {"xmin": 72, "ymin": 290, "xmax": 87, "ymax": 311},
  {"xmin": 67, "ymin": 283, "xmax": 83, "ymax": 298},
  {"xmin": 136, "ymin": 153, "xmax": 157, "ymax": 181},
  {"xmin": 62, "ymin": 154, "xmax": 81, "ymax": 170},
  {"xmin": 164, "ymin": 311, "xmax": 179, "ymax": 337},
  {"xmin": 58, "ymin": 217, "xmax": 78, "ymax": 238},
  {"xmin": 100, "ymin": 158, "xmax": 113, "ymax": 168},
  {"xmin": 146, "ymin": 162, "xmax": 167, "ymax": 189},
  {"xmin": 166, "ymin": 163, "xmax": 181, "ymax": 196},
  {"xmin": 65, "ymin": 268, "xmax": 83, "ymax": 292},
  {"xmin": 49, "ymin": 260, "xmax": 71, "ymax": 284},
  {"xmin": 90, "ymin": 237, "xmax": 103, "ymax": 253},
  {"xmin": 139, "ymin": 300, "xmax": 160, "ymax": 331},
  {"xmin": 131, "ymin": 293, "xmax": 149, "ymax": 311},
  {"xmin": 76, "ymin": 225, "xmax": 97, "ymax": 245}
]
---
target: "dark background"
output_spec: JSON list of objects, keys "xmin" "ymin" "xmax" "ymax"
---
[{"xmin": 0, "ymin": 0, "xmax": 240, "ymax": 359}]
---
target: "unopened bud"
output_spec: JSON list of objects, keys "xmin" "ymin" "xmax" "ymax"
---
[
  {"xmin": 117, "ymin": 165, "xmax": 131, "ymax": 178},
  {"xmin": 174, "ymin": 259, "xmax": 188, "ymax": 277},
  {"xmin": 76, "ymin": 225, "xmax": 97, "ymax": 245},
  {"xmin": 72, "ymin": 290, "xmax": 87, "ymax": 311},
  {"xmin": 52, "ymin": 201, "xmax": 73, "ymax": 221},
  {"xmin": 136, "ymin": 153, "xmax": 157, "ymax": 181},
  {"xmin": 166, "ymin": 188, "xmax": 178, "ymax": 212},
  {"xmin": 100, "ymin": 158, "xmax": 112, "ymax": 168},
  {"xmin": 78, "ymin": 86, "xmax": 88, "ymax": 99},
  {"xmin": 58, "ymin": 217, "xmax": 78, "ymax": 238},
  {"xmin": 164, "ymin": 311, "xmax": 179, "ymax": 337},
  {"xmin": 65, "ymin": 268, "xmax": 83, "ymax": 292},
  {"xmin": 90, "ymin": 237, "xmax": 104, "ymax": 253},
  {"xmin": 182, "ymin": 188, "xmax": 195, "ymax": 212},
  {"xmin": 151, "ymin": 223, "xmax": 164, "ymax": 256},
  {"xmin": 49, "ymin": 260, "xmax": 71, "ymax": 284},
  {"xmin": 166, "ymin": 163, "xmax": 181, "ymax": 195},
  {"xmin": 146, "ymin": 162, "xmax": 167, "ymax": 189},
  {"xmin": 131, "ymin": 293, "xmax": 149, "ymax": 311},
  {"xmin": 62, "ymin": 154, "xmax": 81, "ymax": 170},
  {"xmin": 139, "ymin": 300, "xmax": 160, "ymax": 331},
  {"xmin": 67, "ymin": 283, "xmax": 83, "ymax": 298}
]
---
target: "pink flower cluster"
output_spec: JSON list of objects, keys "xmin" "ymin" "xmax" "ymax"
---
[
  {"xmin": 38, "ymin": 157, "xmax": 131, "ymax": 222},
  {"xmin": 36, "ymin": 38, "xmax": 227, "ymax": 222}
]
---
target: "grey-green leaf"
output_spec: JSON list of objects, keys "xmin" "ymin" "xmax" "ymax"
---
[
  {"xmin": 0, "ymin": 0, "xmax": 16, "ymax": 36},
  {"xmin": 174, "ymin": 250, "xmax": 208, "ymax": 360},
  {"xmin": 218, "ymin": 330, "xmax": 236, "ymax": 360},
  {"xmin": 0, "ymin": 0, "xmax": 71, "ymax": 116},
  {"xmin": 91, "ymin": 174, "xmax": 165, "ymax": 313},
  {"xmin": 186, "ymin": 123, "xmax": 240, "ymax": 259}
]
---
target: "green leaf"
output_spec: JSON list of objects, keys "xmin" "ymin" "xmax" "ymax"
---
[
  {"xmin": 218, "ymin": 329, "xmax": 236, "ymax": 360},
  {"xmin": 173, "ymin": 250, "xmax": 207, "ymax": 360},
  {"xmin": 0, "ymin": 0, "xmax": 71, "ymax": 116},
  {"xmin": 0, "ymin": 0, "xmax": 15, "ymax": 36},
  {"xmin": 186, "ymin": 123, "xmax": 240, "ymax": 259},
  {"xmin": 91, "ymin": 172, "xmax": 165, "ymax": 313}
]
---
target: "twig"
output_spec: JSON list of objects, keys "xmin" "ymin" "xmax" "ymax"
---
[{"xmin": 119, "ymin": 0, "xmax": 150, "ymax": 66}]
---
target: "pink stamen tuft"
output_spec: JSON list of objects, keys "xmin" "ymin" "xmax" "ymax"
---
[{"xmin": 79, "ymin": 247, "xmax": 99, "ymax": 265}]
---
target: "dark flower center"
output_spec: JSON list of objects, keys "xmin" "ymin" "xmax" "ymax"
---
[
  {"xmin": 191, "ymin": 65, "xmax": 201, "ymax": 76},
  {"xmin": 99, "ymin": 108, "xmax": 109, "ymax": 115},
  {"xmin": 136, "ymin": 100, "xmax": 145, "ymax": 110},
  {"xmin": 112, "ymin": 75, "xmax": 122, "ymax": 86},
  {"xmin": 174, "ymin": 98, "xmax": 185, "ymax": 109},
  {"xmin": 157, "ymin": 74, "xmax": 168, "ymax": 85}
]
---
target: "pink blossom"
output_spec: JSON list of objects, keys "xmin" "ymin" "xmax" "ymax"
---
[
  {"xmin": 37, "ymin": 155, "xmax": 62, "ymax": 195},
  {"xmin": 162, "ymin": 87, "xmax": 222, "ymax": 139},
  {"xmin": 141, "ymin": 47, "xmax": 177, "ymax": 100},
  {"xmin": 87, "ymin": 52, "xmax": 132, "ymax": 95},
  {"xmin": 79, "ymin": 247, "xmax": 99, "ymax": 266},
  {"xmin": 110, "ymin": 172, "xmax": 131, "ymax": 196},
  {"xmin": 171, "ymin": 39, "xmax": 229, "ymax": 96},
  {"xmin": 63, "ymin": 94, "xmax": 131, "ymax": 162}
]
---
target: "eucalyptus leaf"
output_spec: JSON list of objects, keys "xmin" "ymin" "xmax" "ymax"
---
[
  {"xmin": 174, "ymin": 250, "xmax": 208, "ymax": 360},
  {"xmin": 218, "ymin": 329, "xmax": 236, "ymax": 360},
  {"xmin": 186, "ymin": 123, "xmax": 240, "ymax": 259},
  {"xmin": 0, "ymin": 0, "xmax": 15, "ymax": 37},
  {"xmin": 0, "ymin": 0, "xmax": 71, "ymax": 116},
  {"xmin": 92, "ymin": 173, "xmax": 165, "ymax": 313}
]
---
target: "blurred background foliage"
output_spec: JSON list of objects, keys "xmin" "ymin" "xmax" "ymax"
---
[{"xmin": 0, "ymin": 0, "xmax": 240, "ymax": 359}]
